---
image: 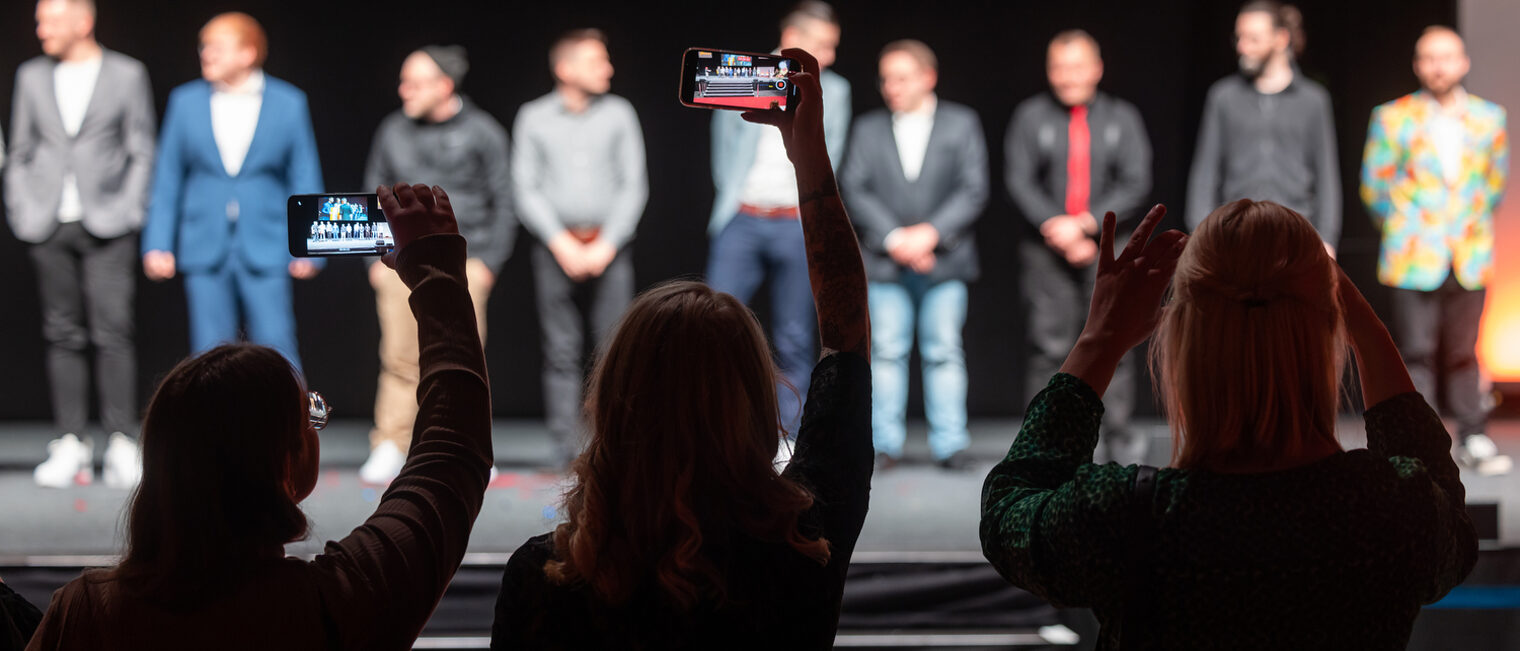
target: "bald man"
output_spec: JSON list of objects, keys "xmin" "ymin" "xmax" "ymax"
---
[
  {"xmin": 7, "ymin": 0, "xmax": 155, "ymax": 489},
  {"xmin": 1361, "ymin": 26, "xmax": 1510, "ymax": 474},
  {"xmin": 142, "ymin": 12, "xmax": 323, "ymax": 371},
  {"xmin": 360, "ymin": 46, "xmax": 513, "ymax": 484}
]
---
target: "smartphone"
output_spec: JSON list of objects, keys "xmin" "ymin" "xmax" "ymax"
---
[
  {"xmin": 287, "ymin": 193, "xmax": 394, "ymax": 257},
  {"xmin": 679, "ymin": 48, "xmax": 801, "ymax": 111}
]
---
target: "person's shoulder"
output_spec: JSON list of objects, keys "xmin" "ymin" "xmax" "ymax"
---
[
  {"xmin": 262, "ymin": 75, "xmax": 307, "ymax": 103},
  {"xmin": 598, "ymin": 93, "xmax": 637, "ymax": 114},
  {"xmin": 166, "ymin": 78, "xmax": 210, "ymax": 103},
  {"xmin": 1098, "ymin": 92, "xmax": 1143, "ymax": 118},
  {"xmin": 855, "ymin": 107, "xmax": 890, "ymax": 129},
  {"xmin": 938, "ymin": 100, "xmax": 982, "ymax": 125},
  {"xmin": 101, "ymin": 48, "xmax": 147, "ymax": 75},
  {"xmin": 821, "ymin": 68, "xmax": 850, "ymax": 92},
  {"xmin": 519, "ymin": 92, "xmax": 559, "ymax": 115},
  {"xmin": 1467, "ymin": 93, "xmax": 1507, "ymax": 120},
  {"xmin": 1011, "ymin": 92, "xmax": 1057, "ymax": 121},
  {"xmin": 1297, "ymin": 77, "xmax": 1334, "ymax": 103},
  {"xmin": 15, "ymin": 55, "xmax": 53, "ymax": 78},
  {"xmin": 1205, "ymin": 74, "xmax": 1245, "ymax": 100}
]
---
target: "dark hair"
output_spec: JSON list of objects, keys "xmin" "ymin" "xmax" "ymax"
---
[
  {"xmin": 109, "ymin": 344, "xmax": 312, "ymax": 609},
  {"xmin": 880, "ymin": 39, "xmax": 937, "ymax": 72},
  {"xmin": 549, "ymin": 28, "xmax": 608, "ymax": 70},
  {"xmin": 546, "ymin": 282, "xmax": 829, "ymax": 609},
  {"xmin": 779, "ymin": 0, "xmax": 838, "ymax": 32},
  {"xmin": 1240, "ymin": 1, "xmax": 1306, "ymax": 57}
]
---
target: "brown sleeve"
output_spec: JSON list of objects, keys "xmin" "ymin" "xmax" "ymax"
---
[{"xmin": 309, "ymin": 233, "xmax": 493, "ymax": 647}]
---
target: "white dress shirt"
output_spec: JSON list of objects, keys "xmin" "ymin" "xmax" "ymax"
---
[
  {"xmin": 892, "ymin": 94, "xmax": 937, "ymax": 182},
  {"xmin": 1427, "ymin": 87, "xmax": 1467, "ymax": 187},
  {"xmin": 736, "ymin": 126, "xmax": 800, "ymax": 209},
  {"xmin": 211, "ymin": 69, "xmax": 265, "ymax": 177},
  {"xmin": 54, "ymin": 55, "xmax": 103, "ymax": 222}
]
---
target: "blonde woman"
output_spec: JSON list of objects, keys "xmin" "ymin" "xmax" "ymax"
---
[{"xmin": 981, "ymin": 200, "xmax": 1475, "ymax": 649}]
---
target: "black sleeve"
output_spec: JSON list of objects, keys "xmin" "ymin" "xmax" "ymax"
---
[
  {"xmin": 1090, "ymin": 102, "xmax": 1152, "ymax": 226},
  {"xmin": 782, "ymin": 352, "xmax": 874, "ymax": 579},
  {"xmin": 1006, "ymin": 103, "xmax": 1066, "ymax": 228},
  {"xmin": 491, "ymin": 536, "xmax": 554, "ymax": 650},
  {"xmin": 0, "ymin": 581, "xmax": 41, "ymax": 651}
]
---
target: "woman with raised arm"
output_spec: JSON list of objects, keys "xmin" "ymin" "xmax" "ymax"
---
[
  {"xmin": 981, "ymin": 199, "xmax": 1476, "ymax": 649},
  {"xmin": 491, "ymin": 47, "xmax": 872, "ymax": 649},
  {"xmin": 28, "ymin": 183, "xmax": 493, "ymax": 651}
]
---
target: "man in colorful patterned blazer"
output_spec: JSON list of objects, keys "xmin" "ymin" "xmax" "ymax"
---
[{"xmin": 1360, "ymin": 26, "xmax": 1509, "ymax": 474}]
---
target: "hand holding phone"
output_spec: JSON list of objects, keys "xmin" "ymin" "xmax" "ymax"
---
[
  {"xmin": 376, "ymin": 183, "xmax": 460, "ymax": 269},
  {"xmin": 680, "ymin": 48, "xmax": 801, "ymax": 111}
]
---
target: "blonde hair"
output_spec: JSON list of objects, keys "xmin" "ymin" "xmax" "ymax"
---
[{"xmin": 1151, "ymin": 200, "xmax": 1344, "ymax": 471}]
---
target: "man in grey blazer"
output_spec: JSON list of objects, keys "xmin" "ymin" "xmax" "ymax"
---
[
  {"xmin": 4, "ymin": 0, "xmax": 155, "ymax": 489},
  {"xmin": 840, "ymin": 40, "xmax": 987, "ymax": 471}
]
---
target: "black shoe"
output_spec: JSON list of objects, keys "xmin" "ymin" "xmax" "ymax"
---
[
  {"xmin": 874, "ymin": 453, "xmax": 901, "ymax": 472},
  {"xmin": 936, "ymin": 451, "xmax": 974, "ymax": 472}
]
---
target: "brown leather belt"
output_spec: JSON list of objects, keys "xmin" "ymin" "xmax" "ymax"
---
[
  {"xmin": 738, "ymin": 203, "xmax": 800, "ymax": 219},
  {"xmin": 567, "ymin": 226, "xmax": 602, "ymax": 244}
]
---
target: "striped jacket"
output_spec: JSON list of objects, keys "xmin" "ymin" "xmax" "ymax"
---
[{"xmin": 1360, "ymin": 90, "xmax": 1508, "ymax": 290}]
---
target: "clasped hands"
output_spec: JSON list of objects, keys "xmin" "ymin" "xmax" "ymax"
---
[
  {"xmin": 887, "ymin": 222, "xmax": 940, "ymax": 273},
  {"xmin": 1041, "ymin": 211, "xmax": 1100, "ymax": 268},
  {"xmin": 548, "ymin": 232, "xmax": 617, "ymax": 283}
]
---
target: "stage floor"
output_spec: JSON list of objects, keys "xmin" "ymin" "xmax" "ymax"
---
[{"xmin": 0, "ymin": 417, "xmax": 1516, "ymax": 561}]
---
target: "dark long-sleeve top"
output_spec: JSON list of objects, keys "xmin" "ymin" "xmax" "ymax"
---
[
  {"xmin": 981, "ymin": 373, "xmax": 1476, "ymax": 650},
  {"xmin": 0, "ymin": 583, "xmax": 41, "ymax": 651},
  {"xmin": 840, "ymin": 100, "xmax": 988, "ymax": 283},
  {"xmin": 490, "ymin": 352, "xmax": 873, "ymax": 649},
  {"xmin": 26, "ymin": 234, "xmax": 493, "ymax": 651},
  {"xmin": 365, "ymin": 99, "xmax": 516, "ymax": 270},
  {"xmin": 1005, "ymin": 91, "xmax": 1152, "ymax": 232},
  {"xmin": 1185, "ymin": 73, "xmax": 1342, "ymax": 244}
]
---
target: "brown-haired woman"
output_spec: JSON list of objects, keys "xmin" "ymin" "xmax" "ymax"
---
[
  {"xmin": 28, "ymin": 183, "xmax": 492, "ymax": 650},
  {"xmin": 981, "ymin": 200, "xmax": 1476, "ymax": 649},
  {"xmin": 491, "ymin": 47, "xmax": 872, "ymax": 649}
]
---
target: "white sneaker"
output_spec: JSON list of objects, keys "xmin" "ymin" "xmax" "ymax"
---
[
  {"xmin": 359, "ymin": 440, "xmax": 406, "ymax": 485},
  {"xmin": 34, "ymin": 434, "xmax": 93, "ymax": 488},
  {"xmin": 773, "ymin": 438, "xmax": 795, "ymax": 472},
  {"xmin": 1464, "ymin": 433, "xmax": 1500, "ymax": 460},
  {"xmin": 1476, "ymin": 455, "xmax": 1513, "ymax": 476},
  {"xmin": 1459, "ymin": 434, "xmax": 1511, "ymax": 476},
  {"xmin": 103, "ymin": 433, "xmax": 142, "ymax": 490}
]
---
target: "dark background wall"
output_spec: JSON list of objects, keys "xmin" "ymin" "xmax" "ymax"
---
[{"xmin": 0, "ymin": 0, "xmax": 1458, "ymax": 422}]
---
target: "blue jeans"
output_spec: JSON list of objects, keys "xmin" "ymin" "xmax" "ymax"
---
[
  {"xmin": 706, "ymin": 213, "xmax": 815, "ymax": 436},
  {"xmin": 869, "ymin": 276, "xmax": 969, "ymax": 460}
]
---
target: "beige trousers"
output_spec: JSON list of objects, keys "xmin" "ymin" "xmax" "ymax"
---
[{"xmin": 369, "ymin": 259, "xmax": 491, "ymax": 450}]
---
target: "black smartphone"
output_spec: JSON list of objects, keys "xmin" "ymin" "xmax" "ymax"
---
[
  {"xmin": 287, "ymin": 193, "xmax": 394, "ymax": 257},
  {"xmin": 679, "ymin": 48, "xmax": 801, "ymax": 111}
]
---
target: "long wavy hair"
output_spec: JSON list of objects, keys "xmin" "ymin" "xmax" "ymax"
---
[
  {"xmin": 545, "ymin": 281, "xmax": 830, "ymax": 608},
  {"xmin": 1152, "ymin": 200, "xmax": 1345, "ymax": 471},
  {"xmin": 108, "ymin": 344, "xmax": 316, "ymax": 609}
]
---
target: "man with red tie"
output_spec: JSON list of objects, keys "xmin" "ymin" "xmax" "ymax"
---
[{"xmin": 1006, "ymin": 29, "xmax": 1153, "ymax": 464}]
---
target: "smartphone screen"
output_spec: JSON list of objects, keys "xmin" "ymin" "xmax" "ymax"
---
[
  {"xmin": 680, "ymin": 48, "xmax": 800, "ymax": 111},
  {"xmin": 287, "ymin": 193, "xmax": 394, "ymax": 257}
]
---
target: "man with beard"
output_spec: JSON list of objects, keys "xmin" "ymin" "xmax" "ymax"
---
[
  {"xmin": 1361, "ymin": 26, "xmax": 1510, "ymax": 475},
  {"xmin": 1186, "ymin": 1, "xmax": 1340, "ymax": 255}
]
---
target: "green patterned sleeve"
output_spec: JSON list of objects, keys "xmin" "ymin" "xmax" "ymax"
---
[{"xmin": 980, "ymin": 373, "xmax": 1136, "ymax": 607}]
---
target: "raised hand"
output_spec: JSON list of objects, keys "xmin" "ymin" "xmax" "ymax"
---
[
  {"xmin": 740, "ymin": 48, "xmax": 828, "ymax": 180},
  {"xmin": 377, "ymin": 183, "xmax": 460, "ymax": 269}
]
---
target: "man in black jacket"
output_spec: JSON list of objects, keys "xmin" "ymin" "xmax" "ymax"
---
[
  {"xmin": 840, "ymin": 40, "xmax": 987, "ymax": 470},
  {"xmin": 360, "ymin": 45, "xmax": 513, "ymax": 483},
  {"xmin": 1006, "ymin": 30, "xmax": 1152, "ymax": 464}
]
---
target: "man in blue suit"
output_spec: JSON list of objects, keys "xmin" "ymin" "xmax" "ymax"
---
[
  {"xmin": 707, "ymin": 1, "xmax": 850, "ymax": 450},
  {"xmin": 142, "ymin": 12, "xmax": 322, "ymax": 369}
]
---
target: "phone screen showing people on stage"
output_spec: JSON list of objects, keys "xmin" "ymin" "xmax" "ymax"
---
[
  {"xmin": 680, "ymin": 48, "xmax": 800, "ymax": 111},
  {"xmin": 287, "ymin": 193, "xmax": 394, "ymax": 257}
]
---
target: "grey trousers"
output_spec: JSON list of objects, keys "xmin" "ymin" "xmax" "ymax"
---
[
  {"xmin": 532, "ymin": 243, "xmax": 634, "ymax": 465},
  {"xmin": 1020, "ymin": 239, "xmax": 1144, "ymax": 465}
]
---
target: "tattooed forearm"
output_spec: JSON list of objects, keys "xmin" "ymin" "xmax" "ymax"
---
[{"xmin": 800, "ymin": 182, "xmax": 871, "ymax": 360}]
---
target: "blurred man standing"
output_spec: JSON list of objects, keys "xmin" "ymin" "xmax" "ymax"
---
[
  {"xmin": 1006, "ymin": 30, "xmax": 1152, "ymax": 464},
  {"xmin": 514, "ymin": 29, "xmax": 647, "ymax": 468},
  {"xmin": 1361, "ymin": 26, "xmax": 1510, "ymax": 474},
  {"xmin": 1187, "ymin": 1, "xmax": 1339, "ymax": 254},
  {"xmin": 142, "ymin": 12, "xmax": 323, "ymax": 368},
  {"xmin": 360, "ymin": 45, "xmax": 512, "ymax": 483},
  {"xmin": 6, "ymin": 0, "xmax": 155, "ymax": 488},
  {"xmin": 840, "ymin": 40, "xmax": 986, "ymax": 470},
  {"xmin": 708, "ymin": 1, "xmax": 850, "ymax": 443}
]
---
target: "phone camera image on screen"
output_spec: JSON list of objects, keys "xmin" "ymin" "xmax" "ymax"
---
[
  {"xmin": 288, "ymin": 193, "xmax": 394, "ymax": 257},
  {"xmin": 685, "ymin": 49, "xmax": 798, "ymax": 111}
]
